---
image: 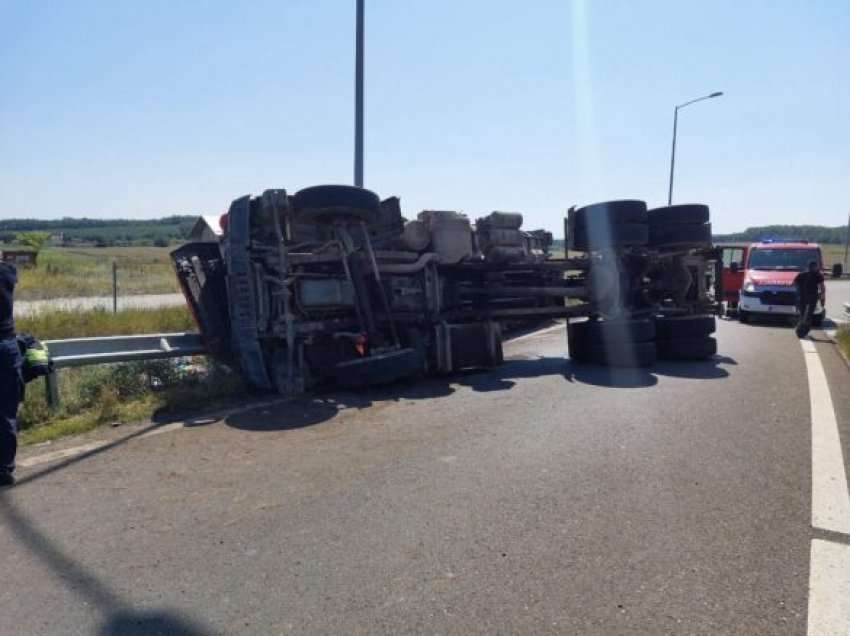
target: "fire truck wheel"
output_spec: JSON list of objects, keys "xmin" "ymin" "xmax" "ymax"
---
[
  {"xmin": 573, "ymin": 200, "xmax": 648, "ymax": 228},
  {"xmin": 656, "ymin": 336, "xmax": 717, "ymax": 361},
  {"xmin": 655, "ymin": 314, "xmax": 716, "ymax": 340},
  {"xmin": 572, "ymin": 223, "xmax": 649, "ymax": 251},
  {"xmin": 648, "ymin": 204, "xmax": 710, "ymax": 226},
  {"xmin": 649, "ymin": 222, "xmax": 712, "ymax": 249},
  {"xmin": 293, "ymin": 185, "xmax": 381, "ymax": 226},
  {"xmin": 584, "ymin": 341, "xmax": 657, "ymax": 367}
]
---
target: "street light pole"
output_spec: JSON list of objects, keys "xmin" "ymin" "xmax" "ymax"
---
[
  {"xmin": 354, "ymin": 0, "xmax": 365, "ymax": 187},
  {"xmin": 667, "ymin": 91, "xmax": 723, "ymax": 205}
]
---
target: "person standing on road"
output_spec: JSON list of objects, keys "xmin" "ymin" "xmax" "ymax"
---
[
  {"xmin": 793, "ymin": 260, "xmax": 825, "ymax": 324},
  {"xmin": 0, "ymin": 260, "xmax": 23, "ymax": 487}
]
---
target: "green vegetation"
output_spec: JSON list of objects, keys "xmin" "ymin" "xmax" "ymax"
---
[
  {"xmin": 714, "ymin": 225, "xmax": 848, "ymax": 245},
  {"xmin": 14, "ymin": 304, "xmax": 229, "ymax": 445},
  {"xmin": 20, "ymin": 359, "xmax": 246, "ymax": 446},
  {"xmin": 15, "ymin": 246, "xmax": 180, "ymax": 300},
  {"xmin": 17, "ymin": 305, "xmax": 195, "ymax": 340},
  {"xmin": 837, "ymin": 327, "xmax": 850, "ymax": 362},
  {"xmin": 0, "ymin": 215, "xmax": 196, "ymax": 247},
  {"xmin": 15, "ymin": 231, "xmax": 51, "ymax": 252}
]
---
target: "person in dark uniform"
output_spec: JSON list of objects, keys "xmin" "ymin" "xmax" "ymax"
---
[
  {"xmin": 793, "ymin": 260, "xmax": 825, "ymax": 325},
  {"xmin": 0, "ymin": 260, "xmax": 23, "ymax": 487}
]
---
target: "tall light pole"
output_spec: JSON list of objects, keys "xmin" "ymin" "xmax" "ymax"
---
[
  {"xmin": 354, "ymin": 0, "xmax": 365, "ymax": 187},
  {"xmin": 667, "ymin": 91, "xmax": 723, "ymax": 205}
]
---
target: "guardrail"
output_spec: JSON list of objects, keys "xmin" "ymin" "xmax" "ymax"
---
[{"xmin": 42, "ymin": 332, "xmax": 207, "ymax": 408}]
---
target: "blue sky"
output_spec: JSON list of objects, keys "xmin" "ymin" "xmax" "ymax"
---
[{"xmin": 1, "ymin": 0, "xmax": 848, "ymax": 235}]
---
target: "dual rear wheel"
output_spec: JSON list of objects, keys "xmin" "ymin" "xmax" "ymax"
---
[{"xmin": 568, "ymin": 314, "xmax": 716, "ymax": 368}]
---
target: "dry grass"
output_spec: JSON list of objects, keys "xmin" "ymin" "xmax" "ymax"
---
[
  {"xmin": 15, "ymin": 246, "xmax": 180, "ymax": 300},
  {"xmin": 16, "ymin": 305, "xmax": 195, "ymax": 340}
]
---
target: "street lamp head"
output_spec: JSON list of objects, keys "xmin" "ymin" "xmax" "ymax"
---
[{"xmin": 709, "ymin": 91, "xmax": 724, "ymax": 98}]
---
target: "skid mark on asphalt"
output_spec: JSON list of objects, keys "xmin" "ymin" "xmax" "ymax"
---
[{"xmin": 802, "ymin": 338, "xmax": 850, "ymax": 635}]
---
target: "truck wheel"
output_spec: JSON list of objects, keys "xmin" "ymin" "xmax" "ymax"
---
[
  {"xmin": 585, "ymin": 341, "xmax": 657, "ymax": 367},
  {"xmin": 293, "ymin": 185, "xmax": 381, "ymax": 225},
  {"xmin": 572, "ymin": 317, "xmax": 656, "ymax": 343},
  {"xmin": 648, "ymin": 204, "xmax": 710, "ymax": 226},
  {"xmin": 573, "ymin": 200, "xmax": 648, "ymax": 228},
  {"xmin": 649, "ymin": 223, "xmax": 712, "ymax": 249},
  {"xmin": 572, "ymin": 223, "xmax": 649, "ymax": 251},
  {"xmin": 738, "ymin": 310, "xmax": 750, "ymax": 324},
  {"xmin": 655, "ymin": 315, "xmax": 715, "ymax": 340},
  {"xmin": 657, "ymin": 336, "xmax": 717, "ymax": 361}
]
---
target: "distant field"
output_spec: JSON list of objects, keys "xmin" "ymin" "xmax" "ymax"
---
[
  {"xmin": 822, "ymin": 244, "xmax": 847, "ymax": 268},
  {"xmin": 15, "ymin": 246, "xmax": 180, "ymax": 300}
]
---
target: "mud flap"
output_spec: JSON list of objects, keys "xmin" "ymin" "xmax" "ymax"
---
[
  {"xmin": 171, "ymin": 242, "xmax": 232, "ymax": 358},
  {"xmin": 225, "ymin": 196, "xmax": 271, "ymax": 389}
]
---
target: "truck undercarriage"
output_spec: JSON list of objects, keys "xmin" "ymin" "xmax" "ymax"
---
[{"xmin": 173, "ymin": 186, "xmax": 720, "ymax": 395}]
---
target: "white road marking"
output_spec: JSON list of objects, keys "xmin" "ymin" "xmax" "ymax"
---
[
  {"xmin": 801, "ymin": 338, "xmax": 850, "ymax": 534},
  {"xmin": 807, "ymin": 539, "xmax": 850, "ymax": 636},
  {"xmin": 803, "ymin": 338, "xmax": 850, "ymax": 634}
]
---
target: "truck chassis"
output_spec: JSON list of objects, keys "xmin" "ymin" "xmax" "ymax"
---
[{"xmin": 173, "ymin": 186, "xmax": 719, "ymax": 394}]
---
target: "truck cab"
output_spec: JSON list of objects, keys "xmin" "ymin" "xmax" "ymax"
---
[{"xmin": 738, "ymin": 240, "xmax": 825, "ymax": 325}]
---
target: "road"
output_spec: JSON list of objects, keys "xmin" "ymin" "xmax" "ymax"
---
[
  {"xmin": 15, "ymin": 293, "xmax": 185, "ymax": 317},
  {"xmin": 2, "ymin": 318, "xmax": 850, "ymax": 635}
]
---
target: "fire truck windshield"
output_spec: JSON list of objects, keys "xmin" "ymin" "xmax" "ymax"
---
[{"xmin": 748, "ymin": 248, "xmax": 820, "ymax": 271}]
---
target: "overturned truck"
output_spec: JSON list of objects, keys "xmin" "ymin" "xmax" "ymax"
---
[{"xmin": 173, "ymin": 185, "xmax": 718, "ymax": 394}]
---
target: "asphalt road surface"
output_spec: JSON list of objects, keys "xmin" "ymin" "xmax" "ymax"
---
[
  {"xmin": 3, "ymin": 318, "xmax": 850, "ymax": 635},
  {"xmin": 825, "ymin": 279, "xmax": 850, "ymax": 326}
]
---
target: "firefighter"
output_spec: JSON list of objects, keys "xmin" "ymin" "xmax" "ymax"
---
[
  {"xmin": 793, "ymin": 260, "xmax": 825, "ymax": 332},
  {"xmin": 0, "ymin": 260, "xmax": 22, "ymax": 487}
]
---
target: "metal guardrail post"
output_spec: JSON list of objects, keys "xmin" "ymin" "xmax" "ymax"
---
[{"xmin": 45, "ymin": 370, "xmax": 60, "ymax": 410}]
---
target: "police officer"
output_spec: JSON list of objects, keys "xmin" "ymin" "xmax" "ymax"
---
[{"xmin": 0, "ymin": 259, "xmax": 22, "ymax": 487}]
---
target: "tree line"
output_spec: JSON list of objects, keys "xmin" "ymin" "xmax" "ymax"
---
[{"xmin": 713, "ymin": 224, "xmax": 849, "ymax": 244}]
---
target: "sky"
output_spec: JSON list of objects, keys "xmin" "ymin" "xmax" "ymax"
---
[{"xmin": 1, "ymin": 0, "xmax": 848, "ymax": 235}]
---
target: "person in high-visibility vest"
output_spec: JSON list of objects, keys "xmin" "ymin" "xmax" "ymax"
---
[{"xmin": 0, "ymin": 260, "xmax": 22, "ymax": 487}]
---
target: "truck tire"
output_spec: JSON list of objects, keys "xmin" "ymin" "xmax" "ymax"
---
[
  {"xmin": 649, "ymin": 223, "xmax": 712, "ymax": 249},
  {"xmin": 832, "ymin": 263, "xmax": 843, "ymax": 279},
  {"xmin": 572, "ymin": 223, "xmax": 649, "ymax": 251},
  {"xmin": 333, "ymin": 347, "xmax": 424, "ymax": 388},
  {"xmin": 293, "ymin": 185, "xmax": 381, "ymax": 225},
  {"xmin": 573, "ymin": 200, "xmax": 648, "ymax": 228},
  {"xmin": 738, "ymin": 310, "xmax": 750, "ymax": 324},
  {"xmin": 657, "ymin": 336, "xmax": 717, "ymax": 361},
  {"xmin": 585, "ymin": 341, "xmax": 657, "ymax": 367},
  {"xmin": 648, "ymin": 204, "xmax": 710, "ymax": 226},
  {"xmin": 571, "ymin": 317, "xmax": 656, "ymax": 344},
  {"xmin": 655, "ymin": 314, "xmax": 716, "ymax": 340}
]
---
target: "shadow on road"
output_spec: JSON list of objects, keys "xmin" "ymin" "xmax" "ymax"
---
[
  {"xmin": 223, "ymin": 353, "xmax": 736, "ymax": 432},
  {"xmin": 0, "ymin": 495, "xmax": 214, "ymax": 635}
]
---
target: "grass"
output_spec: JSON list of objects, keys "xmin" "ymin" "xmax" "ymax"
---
[
  {"xmin": 15, "ymin": 246, "xmax": 180, "ymax": 300},
  {"xmin": 15, "ymin": 303, "xmax": 226, "ymax": 445},
  {"xmin": 837, "ymin": 327, "xmax": 850, "ymax": 361},
  {"xmin": 20, "ymin": 358, "xmax": 247, "ymax": 446},
  {"xmin": 17, "ymin": 305, "xmax": 196, "ymax": 339}
]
